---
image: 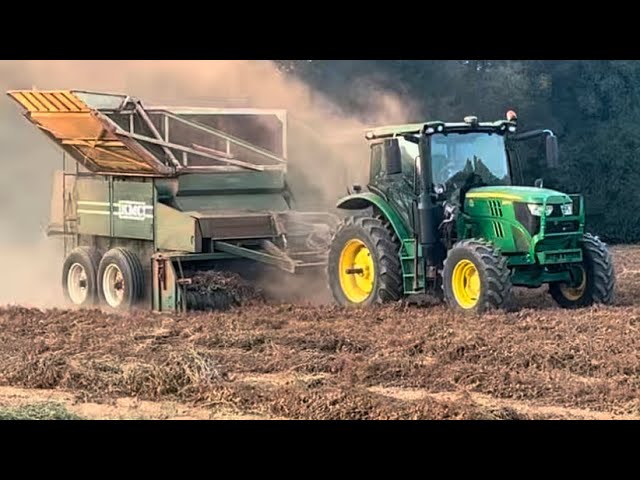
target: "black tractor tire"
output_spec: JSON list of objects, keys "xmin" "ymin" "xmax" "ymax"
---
[
  {"xmin": 442, "ymin": 239, "xmax": 512, "ymax": 314},
  {"xmin": 549, "ymin": 233, "xmax": 615, "ymax": 309},
  {"xmin": 97, "ymin": 248, "xmax": 145, "ymax": 310},
  {"xmin": 327, "ymin": 215, "xmax": 403, "ymax": 307},
  {"xmin": 61, "ymin": 246, "xmax": 102, "ymax": 307}
]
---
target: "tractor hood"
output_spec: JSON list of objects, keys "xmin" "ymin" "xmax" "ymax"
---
[{"xmin": 465, "ymin": 186, "xmax": 572, "ymax": 204}]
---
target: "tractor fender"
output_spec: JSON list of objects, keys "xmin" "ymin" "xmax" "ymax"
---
[{"xmin": 336, "ymin": 192, "xmax": 410, "ymax": 242}]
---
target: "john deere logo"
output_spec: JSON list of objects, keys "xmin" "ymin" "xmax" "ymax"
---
[{"xmin": 117, "ymin": 201, "xmax": 152, "ymax": 221}]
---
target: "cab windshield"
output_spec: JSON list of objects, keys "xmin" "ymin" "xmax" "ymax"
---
[{"xmin": 430, "ymin": 132, "xmax": 511, "ymax": 189}]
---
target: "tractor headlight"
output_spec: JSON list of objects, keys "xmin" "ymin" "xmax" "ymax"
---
[
  {"xmin": 527, "ymin": 204, "xmax": 554, "ymax": 217},
  {"xmin": 561, "ymin": 203, "xmax": 573, "ymax": 216}
]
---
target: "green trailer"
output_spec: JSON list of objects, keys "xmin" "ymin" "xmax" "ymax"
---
[{"xmin": 8, "ymin": 90, "xmax": 338, "ymax": 312}]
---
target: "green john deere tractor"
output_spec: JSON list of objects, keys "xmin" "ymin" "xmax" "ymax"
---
[{"xmin": 327, "ymin": 111, "xmax": 616, "ymax": 313}]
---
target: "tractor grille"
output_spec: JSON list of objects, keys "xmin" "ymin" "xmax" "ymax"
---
[
  {"xmin": 547, "ymin": 204, "xmax": 564, "ymax": 218},
  {"xmin": 492, "ymin": 220, "xmax": 505, "ymax": 238},
  {"xmin": 488, "ymin": 200, "xmax": 503, "ymax": 217},
  {"xmin": 511, "ymin": 226, "xmax": 530, "ymax": 251},
  {"xmin": 515, "ymin": 203, "xmax": 580, "ymax": 236},
  {"xmin": 546, "ymin": 220, "xmax": 580, "ymax": 234},
  {"xmin": 514, "ymin": 203, "xmax": 540, "ymax": 236}
]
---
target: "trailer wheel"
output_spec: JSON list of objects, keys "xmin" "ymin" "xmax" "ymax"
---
[
  {"xmin": 62, "ymin": 247, "xmax": 102, "ymax": 307},
  {"xmin": 98, "ymin": 248, "xmax": 145, "ymax": 310},
  {"xmin": 549, "ymin": 233, "xmax": 616, "ymax": 308}
]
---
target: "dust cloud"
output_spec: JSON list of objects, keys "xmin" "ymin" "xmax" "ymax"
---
[{"xmin": 0, "ymin": 60, "xmax": 417, "ymax": 307}]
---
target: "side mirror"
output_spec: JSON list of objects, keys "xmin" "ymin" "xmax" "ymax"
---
[
  {"xmin": 545, "ymin": 134, "xmax": 559, "ymax": 168},
  {"xmin": 383, "ymin": 139, "xmax": 402, "ymax": 175}
]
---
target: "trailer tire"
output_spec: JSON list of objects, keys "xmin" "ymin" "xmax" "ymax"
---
[
  {"xmin": 98, "ymin": 248, "xmax": 145, "ymax": 310},
  {"xmin": 62, "ymin": 247, "xmax": 102, "ymax": 307}
]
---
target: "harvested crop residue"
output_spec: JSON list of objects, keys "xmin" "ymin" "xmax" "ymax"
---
[{"xmin": 0, "ymin": 246, "xmax": 638, "ymax": 420}]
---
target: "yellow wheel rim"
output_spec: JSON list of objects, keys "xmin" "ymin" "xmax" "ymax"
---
[
  {"xmin": 560, "ymin": 266, "xmax": 587, "ymax": 301},
  {"xmin": 339, "ymin": 239, "xmax": 375, "ymax": 303},
  {"xmin": 452, "ymin": 259, "xmax": 481, "ymax": 309}
]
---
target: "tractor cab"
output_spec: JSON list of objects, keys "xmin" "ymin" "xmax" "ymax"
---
[
  {"xmin": 329, "ymin": 112, "xmax": 614, "ymax": 314},
  {"xmin": 363, "ymin": 111, "xmax": 558, "ymax": 211}
]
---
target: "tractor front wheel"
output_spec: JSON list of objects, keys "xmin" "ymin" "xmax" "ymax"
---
[
  {"xmin": 549, "ymin": 233, "xmax": 615, "ymax": 308},
  {"xmin": 328, "ymin": 215, "xmax": 402, "ymax": 307},
  {"xmin": 442, "ymin": 239, "xmax": 512, "ymax": 314}
]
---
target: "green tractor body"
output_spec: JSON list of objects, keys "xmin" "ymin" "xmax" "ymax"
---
[{"xmin": 328, "ymin": 114, "xmax": 615, "ymax": 312}]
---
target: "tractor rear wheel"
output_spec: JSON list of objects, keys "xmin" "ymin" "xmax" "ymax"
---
[
  {"xmin": 62, "ymin": 246, "xmax": 102, "ymax": 307},
  {"xmin": 549, "ymin": 233, "xmax": 615, "ymax": 308},
  {"xmin": 328, "ymin": 215, "xmax": 402, "ymax": 307},
  {"xmin": 97, "ymin": 248, "xmax": 145, "ymax": 310},
  {"xmin": 442, "ymin": 239, "xmax": 512, "ymax": 314}
]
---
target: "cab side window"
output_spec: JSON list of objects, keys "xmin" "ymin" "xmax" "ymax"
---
[
  {"xmin": 399, "ymin": 139, "xmax": 418, "ymax": 180},
  {"xmin": 370, "ymin": 143, "xmax": 383, "ymax": 182},
  {"xmin": 370, "ymin": 139, "xmax": 418, "ymax": 183}
]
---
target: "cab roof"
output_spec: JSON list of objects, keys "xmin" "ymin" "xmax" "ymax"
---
[{"xmin": 364, "ymin": 119, "xmax": 517, "ymax": 141}]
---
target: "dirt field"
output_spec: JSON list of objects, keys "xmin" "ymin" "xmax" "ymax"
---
[{"xmin": 1, "ymin": 245, "xmax": 639, "ymax": 420}]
